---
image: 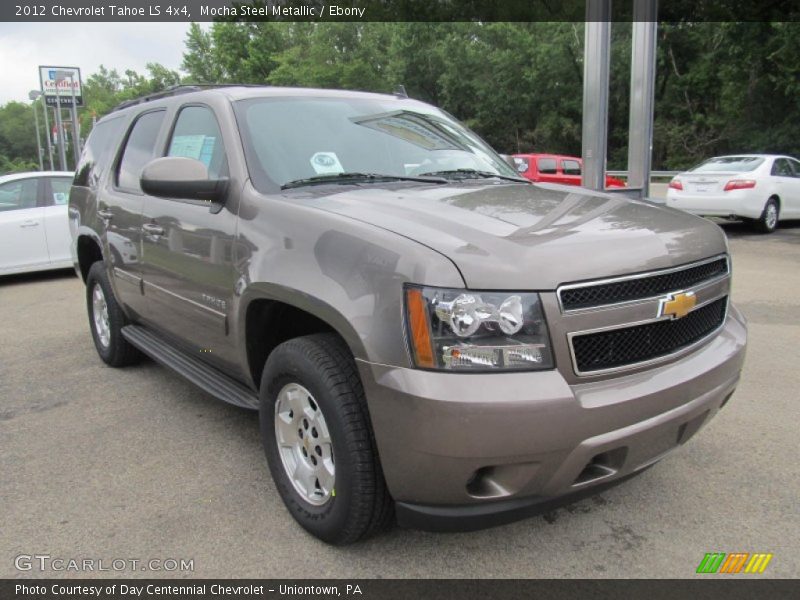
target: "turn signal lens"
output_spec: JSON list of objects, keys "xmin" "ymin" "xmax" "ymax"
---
[
  {"xmin": 723, "ymin": 179, "xmax": 756, "ymax": 191},
  {"xmin": 406, "ymin": 288, "xmax": 435, "ymax": 368}
]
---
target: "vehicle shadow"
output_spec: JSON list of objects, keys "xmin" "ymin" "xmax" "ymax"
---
[
  {"xmin": 716, "ymin": 219, "xmax": 800, "ymax": 243},
  {"xmin": 0, "ymin": 268, "xmax": 78, "ymax": 287}
]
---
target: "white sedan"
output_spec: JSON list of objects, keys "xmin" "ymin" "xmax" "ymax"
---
[
  {"xmin": 0, "ymin": 171, "xmax": 75, "ymax": 275},
  {"xmin": 665, "ymin": 154, "xmax": 800, "ymax": 233}
]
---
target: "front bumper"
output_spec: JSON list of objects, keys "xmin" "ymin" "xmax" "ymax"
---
[{"xmin": 357, "ymin": 306, "xmax": 747, "ymax": 531}]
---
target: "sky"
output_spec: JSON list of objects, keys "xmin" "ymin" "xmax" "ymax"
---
[{"xmin": 0, "ymin": 22, "xmax": 194, "ymax": 104}]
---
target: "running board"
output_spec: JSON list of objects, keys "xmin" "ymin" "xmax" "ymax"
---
[{"xmin": 121, "ymin": 325, "xmax": 259, "ymax": 410}]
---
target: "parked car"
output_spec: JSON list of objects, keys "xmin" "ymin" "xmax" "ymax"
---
[
  {"xmin": 665, "ymin": 154, "xmax": 800, "ymax": 233},
  {"xmin": 0, "ymin": 171, "xmax": 74, "ymax": 275},
  {"xmin": 512, "ymin": 153, "xmax": 626, "ymax": 188},
  {"xmin": 69, "ymin": 86, "xmax": 746, "ymax": 544}
]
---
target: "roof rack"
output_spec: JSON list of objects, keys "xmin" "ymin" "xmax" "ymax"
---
[{"xmin": 111, "ymin": 83, "xmax": 266, "ymax": 112}]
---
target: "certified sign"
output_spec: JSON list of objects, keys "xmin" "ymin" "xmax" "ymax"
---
[{"xmin": 39, "ymin": 66, "xmax": 83, "ymax": 107}]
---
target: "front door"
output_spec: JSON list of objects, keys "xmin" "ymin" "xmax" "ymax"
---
[
  {"xmin": 0, "ymin": 177, "xmax": 49, "ymax": 274},
  {"xmin": 139, "ymin": 104, "xmax": 239, "ymax": 370}
]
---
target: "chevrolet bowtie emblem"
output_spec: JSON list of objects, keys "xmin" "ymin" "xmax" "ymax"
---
[{"xmin": 659, "ymin": 291, "xmax": 697, "ymax": 320}]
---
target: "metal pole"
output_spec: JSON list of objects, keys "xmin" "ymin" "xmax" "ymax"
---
[
  {"xmin": 40, "ymin": 95, "xmax": 54, "ymax": 171},
  {"xmin": 627, "ymin": 0, "xmax": 658, "ymax": 198},
  {"xmin": 581, "ymin": 0, "xmax": 612, "ymax": 191},
  {"xmin": 29, "ymin": 92, "xmax": 44, "ymax": 171},
  {"xmin": 32, "ymin": 101, "xmax": 44, "ymax": 171},
  {"xmin": 68, "ymin": 74, "xmax": 81, "ymax": 166},
  {"xmin": 53, "ymin": 81, "xmax": 68, "ymax": 171}
]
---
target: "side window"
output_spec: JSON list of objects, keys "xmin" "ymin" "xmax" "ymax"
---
[
  {"xmin": 789, "ymin": 159, "xmax": 800, "ymax": 178},
  {"xmin": 116, "ymin": 111, "xmax": 166, "ymax": 192},
  {"xmin": 74, "ymin": 116, "xmax": 125, "ymax": 188},
  {"xmin": 0, "ymin": 179, "xmax": 39, "ymax": 212},
  {"xmin": 538, "ymin": 158, "xmax": 557, "ymax": 174},
  {"xmin": 771, "ymin": 158, "xmax": 792, "ymax": 177},
  {"xmin": 167, "ymin": 106, "xmax": 227, "ymax": 179},
  {"xmin": 48, "ymin": 177, "xmax": 73, "ymax": 206},
  {"xmin": 562, "ymin": 159, "xmax": 582, "ymax": 176}
]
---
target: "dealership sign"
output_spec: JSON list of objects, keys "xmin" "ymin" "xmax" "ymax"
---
[{"xmin": 39, "ymin": 66, "xmax": 83, "ymax": 107}]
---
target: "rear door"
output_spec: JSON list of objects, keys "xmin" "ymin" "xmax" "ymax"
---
[
  {"xmin": 42, "ymin": 176, "xmax": 73, "ymax": 265},
  {"xmin": 536, "ymin": 157, "xmax": 561, "ymax": 184},
  {"xmin": 782, "ymin": 158, "xmax": 800, "ymax": 217},
  {"xmin": 139, "ymin": 103, "xmax": 239, "ymax": 369},
  {"xmin": 0, "ymin": 177, "xmax": 48, "ymax": 273},
  {"xmin": 103, "ymin": 109, "xmax": 168, "ymax": 319}
]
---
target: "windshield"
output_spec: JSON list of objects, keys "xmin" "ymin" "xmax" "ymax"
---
[
  {"xmin": 235, "ymin": 96, "xmax": 520, "ymax": 191},
  {"xmin": 689, "ymin": 156, "xmax": 765, "ymax": 173}
]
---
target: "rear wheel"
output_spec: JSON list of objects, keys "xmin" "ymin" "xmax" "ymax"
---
[
  {"xmin": 85, "ymin": 261, "xmax": 141, "ymax": 367},
  {"xmin": 754, "ymin": 198, "xmax": 779, "ymax": 233},
  {"xmin": 259, "ymin": 333, "xmax": 393, "ymax": 544}
]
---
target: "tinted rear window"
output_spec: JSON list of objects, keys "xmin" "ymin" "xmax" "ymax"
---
[
  {"xmin": 74, "ymin": 116, "xmax": 125, "ymax": 188},
  {"xmin": 116, "ymin": 111, "xmax": 166, "ymax": 192},
  {"xmin": 538, "ymin": 158, "xmax": 557, "ymax": 174},
  {"xmin": 562, "ymin": 159, "xmax": 581, "ymax": 176},
  {"xmin": 689, "ymin": 156, "xmax": 764, "ymax": 173}
]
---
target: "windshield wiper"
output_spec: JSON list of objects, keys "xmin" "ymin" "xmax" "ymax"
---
[
  {"xmin": 416, "ymin": 169, "xmax": 529, "ymax": 184},
  {"xmin": 281, "ymin": 172, "xmax": 448, "ymax": 190}
]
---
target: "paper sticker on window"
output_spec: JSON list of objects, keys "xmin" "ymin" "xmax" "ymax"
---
[
  {"xmin": 310, "ymin": 152, "xmax": 344, "ymax": 175},
  {"xmin": 169, "ymin": 135, "xmax": 216, "ymax": 169},
  {"xmin": 53, "ymin": 192, "xmax": 68, "ymax": 205}
]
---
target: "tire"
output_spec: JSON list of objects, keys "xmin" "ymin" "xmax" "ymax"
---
[
  {"xmin": 85, "ymin": 261, "xmax": 142, "ymax": 367},
  {"xmin": 259, "ymin": 333, "xmax": 394, "ymax": 544},
  {"xmin": 754, "ymin": 198, "xmax": 779, "ymax": 233}
]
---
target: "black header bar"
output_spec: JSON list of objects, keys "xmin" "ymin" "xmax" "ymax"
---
[{"xmin": 3, "ymin": 1, "xmax": 800, "ymax": 23}]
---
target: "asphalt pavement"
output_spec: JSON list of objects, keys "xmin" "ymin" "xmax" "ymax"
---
[{"xmin": 1, "ymin": 220, "xmax": 798, "ymax": 579}]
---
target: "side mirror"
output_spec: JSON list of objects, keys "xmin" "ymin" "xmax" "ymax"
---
[{"xmin": 140, "ymin": 157, "xmax": 228, "ymax": 212}]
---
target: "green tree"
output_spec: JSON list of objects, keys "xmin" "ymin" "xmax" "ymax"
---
[{"xmin": 0, "ymin": 102, "xmax": 39, "ymax": 173}]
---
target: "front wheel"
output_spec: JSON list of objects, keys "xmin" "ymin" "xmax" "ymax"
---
[
  {"xmin": 754, "ymin": 198, "xmax": 779, "ymax": 233},
  {"xmin": 85, "ymin": 261, "xmax": 141, "ymax": 367},
  {"xmin": 259, "ymin": 333, "xmax": 393, "ymax": 544}
]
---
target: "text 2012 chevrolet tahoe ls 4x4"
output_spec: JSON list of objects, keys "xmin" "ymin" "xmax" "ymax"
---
[{"xmin": 69, "ymin": 85, "xmax": 746, "ymax": 544}]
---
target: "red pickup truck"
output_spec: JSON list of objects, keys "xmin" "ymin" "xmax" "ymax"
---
[{"xmin": 512, "ymin": 153, "xmax": 626, "ymax": 188}]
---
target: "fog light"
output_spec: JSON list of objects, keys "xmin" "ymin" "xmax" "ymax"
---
[
  {"xmin": 503, "ymin": 345, "xmax": 544, "ymax": 366},
  {"xmin": 443, "ymin": 346, "xmax": 500, "ymax": 368},
  {"xmin": 442, "ymin": 344, "xmax": 545, "ymax": 369}
]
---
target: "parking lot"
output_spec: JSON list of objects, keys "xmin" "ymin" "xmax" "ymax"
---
[{"xmin": 1, "ymin": 220, "xmax": 798, "ymax": 579}]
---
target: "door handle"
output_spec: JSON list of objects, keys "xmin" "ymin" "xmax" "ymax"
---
[
  {"xmin": 20, "ymin": 220, "xmax": 40, "ymax": 228},
  {"xmin": 142, "ymin": 223, "xmax": 165, "ymax": 236},
  {"xmin": 97, "ymin": 209, "xmax": 114, "ymax": 220}
]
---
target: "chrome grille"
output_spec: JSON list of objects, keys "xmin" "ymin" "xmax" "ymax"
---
[
  {"xmin": 559, "ymin": 257, "xmax": 729, "ymax": 311},
  {"xmin": 571, "ymin": 297, "xmax": 727, "ymax": 374}
]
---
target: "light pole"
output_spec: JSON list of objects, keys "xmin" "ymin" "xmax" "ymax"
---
[
  {"xmin": 52, "ymin": 74, "xmax": 68, "ymax": 171},
  {"xmin": 55, "ymin": 69, "xmax": 81, "ymax": 166},
  {"xmin": 38, "ymin": 88, "xmax": 55, "ymax": 170},
  {"xmin": 28, "ymin": 90, "xmax": 44, "ymax": 171}
]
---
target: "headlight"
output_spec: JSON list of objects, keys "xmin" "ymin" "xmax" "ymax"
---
[{"xmin": 404, "ymin": 285, "xmax": 554, "ymax": 371}]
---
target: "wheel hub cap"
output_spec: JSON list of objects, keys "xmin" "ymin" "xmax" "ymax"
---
[
  {"xmin": 92, "ymin": 284, "xmax": 111, "ymax": 348},
  {"xmin": 766, "ymin": 205, "xmax": 777, "ymax": 228},
  {"xmin": 274, "ymin": 383, "xmax": 335, "ymax": 506}
]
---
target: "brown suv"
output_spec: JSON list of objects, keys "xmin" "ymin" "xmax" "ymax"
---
[{"xmin": 68, "ymin": 85, "xmax": 747, "ymax": 544}]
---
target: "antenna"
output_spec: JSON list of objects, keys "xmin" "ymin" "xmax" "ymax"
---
[{"xmin": 394, "ymin": 84, "xmax": 408, "ymax": 99}]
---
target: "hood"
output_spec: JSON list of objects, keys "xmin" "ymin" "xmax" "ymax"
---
[{"xmin": 290, "ymin": 181, "xmax": 728, "ymax": 289}]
